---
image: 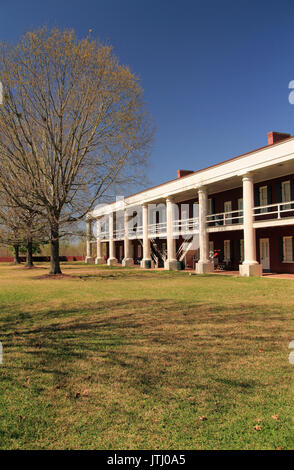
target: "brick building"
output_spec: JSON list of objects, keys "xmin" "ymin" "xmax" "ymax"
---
[{"xmin": 86, "ymin": 131, "xmax": 294, "ymax": 275}]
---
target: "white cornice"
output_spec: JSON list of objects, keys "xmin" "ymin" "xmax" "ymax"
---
[{"xmin": 89, "ymin": 137, "xmax": 294, "ymax": 218}]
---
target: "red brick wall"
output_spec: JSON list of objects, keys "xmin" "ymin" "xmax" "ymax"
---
[
  {"xmin": 178, "ymin": 173, "xmax": 294, "ymax": 213},
  {"xmin": 208, "ymin": 228, "xmax": 294, "ymax": 273},
  {"xmin": 209, "ymin": 230, "xmax": 243, "ymax": 268},
  {"xmin": 256, "ymin": 226, "xmax": 294, "ymax": 273}
]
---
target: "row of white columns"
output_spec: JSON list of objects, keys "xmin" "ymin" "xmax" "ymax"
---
[{"xmin": 86, "ymin": 173, "xmax": 262, "ymax": 276}]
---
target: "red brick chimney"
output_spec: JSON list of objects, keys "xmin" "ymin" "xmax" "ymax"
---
[
  {"xmin": 177, "ymin": 169, "xmax": 194, "ymax": 178},
  {"xmin": 267, "ymin": 131, "xmax": 291, "ymax": 145}
]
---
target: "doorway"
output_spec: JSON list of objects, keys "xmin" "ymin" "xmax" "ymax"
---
[{"xmin": 260, "ymin": 238, "xmax": 270, "ymax": 272}]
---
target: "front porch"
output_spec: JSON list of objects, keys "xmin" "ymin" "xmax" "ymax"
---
[{"xmin": 86, "ymin": 173, "xmax": 294, "ymax": 276}]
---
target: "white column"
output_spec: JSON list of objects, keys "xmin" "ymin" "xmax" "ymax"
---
[
  {"xmin": 195, "ymin": 187, "xmax": 214, "ymax": 274},
  {"xmin": 122, "ymin": 209, "xmax": 134, "ymax": 266},
  {"xmin": 239, "ymin": 174, "xmax": 262, "ymax": 276},
  {"xmin": 95, "ymin": 219, "xmax": 105, "ymax": 264},
  {"xmin": 85, "ymin": 219, "xmax": 94, "ymax": 263},
  {"xmin": 107, "ymin": 212, "xmax": 117, "ymax": 266},
  {"xmin": 164, "ymin": 197, "xmax": 178, "ymax": 270},
  {"xmin": 141, "ymin": 203, "xmax": 151, "ymax": 268}
]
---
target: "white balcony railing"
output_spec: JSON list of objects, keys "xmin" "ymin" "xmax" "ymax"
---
[
  {"xmin": 128, "ymin": 226, "xmax": 143, "ymax": 239},
  {"xmin": 99, "ymin": 231, "xmax": 109, "ymax": 240},
  {"xmin": 96, "ymin": 201, "xmax": 294, "ymax": 239},
  {"xmin": 113, "ymin": 228, "xmax": 125, "ymax": 239},
  {"xmin": 206, "ymin": 201, "xmax": 294, "ymax": 226},
  {"xmin": 253, "ymin": 200, "xmax": 294, "ymax": 220},
  {"xmin": 148, "ymin": 221, "xmax": 167, "ymax": 236},
  {"xmin": 206, "ymin": 209, "xmax": 243, "ymax": 226},
  {"xmin": 97, "ymin": 217, "xmax": 200, "ymax": 239},
  {"xmin": 173, "ymin": 217, "xmax": 199, "ymax": 233}
]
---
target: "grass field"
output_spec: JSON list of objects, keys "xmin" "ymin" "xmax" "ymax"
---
[{"xmin": 0, "ymin": 262, "xmax": 294, "ymax": 450}]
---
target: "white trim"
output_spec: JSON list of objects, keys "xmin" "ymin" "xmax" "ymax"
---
[
  {"xmin": 224, "ymin": 239, "xmax": 231, "ymax": 262},
  {"xmin": 260, "ymin": 238, "xmax": 270, "ymax": 270},
  {"xmin": 259, "ymin": 185, "xmax": 268, "ymax": 207},
  {"xmin": 283, "ymin": 236, "xmax": 293, "ymax": 263},
  {"xmin": 224, "ymin": 200, "xmax": 232, "ymax": 225},
  {"xmin": 282, "ymin": 180, "xmax": 291, "ymax": 210},
  {"xmin": 89, "ymin": 137, "xmax": 294, "ymax": 217}
]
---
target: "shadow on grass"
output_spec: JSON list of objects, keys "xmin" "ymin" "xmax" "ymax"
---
[
  {"xmin": 1, "ymin": 298, "xmax": 292, "ymax": 398},
  {"xmin": 212, "ymin": 377, "xmax": 257, "ymax": 389}
]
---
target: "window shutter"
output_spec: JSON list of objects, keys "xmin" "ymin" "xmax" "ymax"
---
[
  {"xmin": 267, "ymin": 185, "xmax": 272, "ymax": 205},
  {"xmin": 291, "ymin": 180, "xmax": 294, "ymax": 209},
  {"xmin": 236, "ymin": 239, "xmax": 240, "ymax": 262},
  {"xmin": 211, "ymin": 198, "xmax": 215, "ymax": 214},
  {"xmin": 276, "ymin": 182, "xmax": 282, "ymax": 203},
  {"xmin": 254, "ymin": 186, "xmax": 260, "ymax": 213},
  {"xmin": 254, "ymin": 186, "xmax": 260, "ymax": 205},
  {"xmin": 220, "ymin": 241, "xmax": 224, "ymax": 261},
  {"xmin": 230, "ymin": 240, "xmax": 234, "ymax": 262},
  {"xmin": 278, "ymin": 237, "xmax": 283, "ymax": 262},
  {"xmin": 189, "ymin": 203, "xmax": 193, "ymax": 218}
]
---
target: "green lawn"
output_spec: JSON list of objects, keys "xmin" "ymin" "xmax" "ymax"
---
[{"xmin": 0, "ymin": 263, "xmax": 294, "ymax": 450}]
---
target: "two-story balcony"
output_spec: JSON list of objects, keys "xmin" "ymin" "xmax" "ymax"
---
[
  {"xmin": 96, "ymin": 216, "xmax": 200, "ymax": 240},
  {"xmin": 206, "ymin": 200, "xmax": 294, "ymax": 231},
  {"xmin": 206, "ymin": 209, "xmax": 243, "ymax": 230},
  {"xmin": 253, "ymin": 200, "xmax": 294, "ymax": 227},
  {"xmin": 87, "ymin": 131, "xmax": 294, "ymax": 275},
  {"xmin": 95, "ymin": 202, "xmax": 294, "ymax": 240}
]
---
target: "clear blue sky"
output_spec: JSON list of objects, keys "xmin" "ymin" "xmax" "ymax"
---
[{"xmin": 1, "ymin": 0, "xmax": 294, "ymax": 189}]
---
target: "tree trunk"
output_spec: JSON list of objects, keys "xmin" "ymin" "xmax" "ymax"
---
[
  {"xmin": 49, "ymin": 225, "xmax": 62, "ymax": 274},
  {"xmin": 25, "ymin": 238, "xmax": 34, "ymax": 268},
  {"xmin": 13, "ymin": 244, "xmax": 21, "ymax": 264}
]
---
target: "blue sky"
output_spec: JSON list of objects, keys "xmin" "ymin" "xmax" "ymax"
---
[{"xmin": 1, "ymin": 0, "xmax": 294, "ymax": 189}]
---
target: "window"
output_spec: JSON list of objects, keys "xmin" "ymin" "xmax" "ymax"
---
[
  {"xmin": 208, "ymin": 198, "xmax": 213, "ymax": 215},
  {"xmin": 282, "ymin": 181, "xmax": 291, "ymax": 210},
  {"xmin": 224, "ymin": 240, "xmax": 231, "ymax": 261},
  {"xmin": 181, "ymin": 204, "xmax": 190, "ymax": 232},
  {"xmin": 181, "ymin": 204, "xmax": 189, "ymax": 219},
  {"xmin": 259, "ymin": 186, "xmax": 268, "ymax": 212},
  {"xmin": 224, "ymin": 201, "xmax": 232, "ymax": 224},
  {"xmin": 283, "ymin": 236, "xmax": 293, "ymax": 262}
]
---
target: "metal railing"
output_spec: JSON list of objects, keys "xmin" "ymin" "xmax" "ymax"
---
[
  {"xmin": 148, "ymin": 221, "xmax": 167, "ymax": 236},
  {"xmin": 95, "ymin": 201, "xmax": 294, "ymax": 239},
  {"xmin": 97, "ymin": 217, "xmax": 200, "ymax": 239},
  {"xmin": 177, "ymin": 237, "xmax": 195, "ymax": 261},
  {"xmin": 206, "ymin": 209, "xmax": 243, "ymax": 226},
  {"xmin": 173, "ymin": 217, "xmax": 199, "ymax": 233},
  {"xmin": 113, "ymin": 228, "xmax": 125, "ymax": 239},
  {"xmin": 253, "ymin": 200, "xmax": 294, "ymax": 219},
  {"xmin": 98, "ymin": 231, "xmax": 109, "ymax": 240},
  {"xmin": 128, "ymin": 226, "xmax": 143, "ymax": 238}
]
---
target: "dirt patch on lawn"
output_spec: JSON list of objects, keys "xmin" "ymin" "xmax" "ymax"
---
[{"xmin": 35, "ymin": 273, "xmax": 77, "ymax": 280}]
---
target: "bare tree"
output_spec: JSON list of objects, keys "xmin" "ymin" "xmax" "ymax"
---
[
  {"xmin": 0, "ymin": 211, "xmax": 23, "ymax": 264},
  {"xmin": 0, "ymin": 192, "xmax": 49, "ymax": 267},
  {"xmin": 0, "ymin": 28, "xmax": 153, "ymax": 274}
]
